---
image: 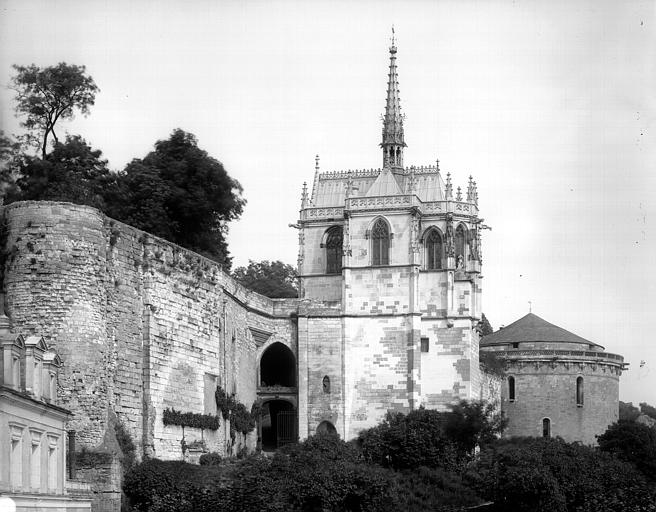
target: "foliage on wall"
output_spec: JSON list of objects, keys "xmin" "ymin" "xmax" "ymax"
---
[
  {"xmin": 162, "ymin": 408, "xmax": 220, "ymax": 431},
  {"xmin": 215, "ymin": 386, "xmax": 257, "ymax": 435}
]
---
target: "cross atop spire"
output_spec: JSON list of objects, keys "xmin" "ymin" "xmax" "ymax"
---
[{"xmin": 380, "ymin": 28, "xmax": 406, "ymax": 171}]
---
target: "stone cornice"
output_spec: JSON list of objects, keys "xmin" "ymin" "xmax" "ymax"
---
[{"xmin": 0, "ymin": 385, "xmax": 72, "ymax": 419}]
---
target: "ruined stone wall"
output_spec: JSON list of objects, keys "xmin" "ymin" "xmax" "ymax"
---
[{"xmin": 0, "ymin": 201, "xmax": 297, "ymax": 464}]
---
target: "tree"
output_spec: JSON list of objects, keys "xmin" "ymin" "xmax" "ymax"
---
[
  {"xmin": 597, "ymin": 420, "xmax": 656, "ymax": 482},
  {"xmin": 10, "ymin": 135, "xmax": 112, "ymax": 209},
  {"xmin": 619, "ymin": 401, "xmax": 641, "ymax": 422},
  {"xmin": 11, "ymin": 63, "xmax": 99, "ymax": 158},
  {"xmin": 0, "ymin": 131, "xmax": 22, "ymax": 202},
  {"xmin": 640, "ymin": 402, "xmax": 656, "ymax": 421},
  {"xmin": 358, "ymin": 407, "xmax": 458, "ymax": 470},
  {"xmin": 108, "ymin": 129, "xmax": 245, "ymax": 269},
  {"xmin": 233, "ymin": 260, "xmax": 298, "ymax": 298},
  {"xmin": 477, "ymin": 313, "xmax": 494, "ymax": 337},
  {"xmin": 442, "ymin": 399, "xmax": 507, "ymax": 455}
]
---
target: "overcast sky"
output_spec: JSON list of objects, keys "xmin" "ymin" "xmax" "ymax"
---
[{"xmin": 1, "ymin": 0, "xmax": 654, "ymax": 404}]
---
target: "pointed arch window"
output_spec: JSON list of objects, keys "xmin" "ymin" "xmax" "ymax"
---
[
  {"xmin": 455, "ymin": 225, "xmax": 466, "ymax": 266},
  {"xmin": 322, "ymin": 376, "xmax": 331, "ymax": 394},
  {"xmin": 576, "ymin": 377, "xmax": 584, "ymax": 406},
  {"xmin": 425, "ymin": 229, "xmax": 443, "ymax": 270},
  {"xmin": 371, "ymin": 219, "xmax": 390, "ymax": 266},
  {"xmin": 325, "ymin": 226, "xmax": 343, "ymax": 274}
]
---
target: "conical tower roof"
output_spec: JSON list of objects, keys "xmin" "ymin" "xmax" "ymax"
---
[{"xmin": 480, "ymin": 313, "xmax": 603, "ymax": 349}]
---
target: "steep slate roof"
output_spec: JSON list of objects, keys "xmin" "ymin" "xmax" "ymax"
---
[
  {"xmin": 480, "ymin": 313, "xmax": 603, "ymax": 349},
  {"xmin": 366, "ymin": 168, "xmax": 402, "ymax": 196}
]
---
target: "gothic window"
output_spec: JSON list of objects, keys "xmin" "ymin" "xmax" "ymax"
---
[
  {"xmin": 325, "ymin": 226, "xmax": 343, "ymax": 274},
  {"xmin": 425, "ymin": 229, "xmax": 443, "ymax": 270},
  {"xmin": 455, "ymin": 224, "xmax": 466, "ymax": 265},
  {"xmin": 576, "ymin": 377, "xmax": 584, "ymax": 406},
  {"xmin": 420, "ymin": 337, "xmax": 429, "ymax": 353},
  {"xmin": 508, "ymin": 376, "xmax": 515, "ymax": 401},
  {"xmin": 542, "ymin": 418, "xmax": 551, "ymax": 438},
  {"xmin": 371, "ymin": 219, "xmax": 390, "ymax": 266},
  {"xmin": 322, "ymin": 375, "xmax": 331, "ymax": 394}
]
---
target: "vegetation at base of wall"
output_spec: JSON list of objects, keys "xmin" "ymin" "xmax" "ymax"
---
[
  {"xmin": 597, "ymin": 420, "xmax": 656, "ymax": 482},
  {"xmin": 198, "ymin": 452, "xmax": 222, "ymax": 466},
  {"xmin": 467, "ymin": 436, "xmax": 656, "ymax": 512},
  {"xmin": 162, "ymin": 408, "xmax": 220, "ymax": 431},
  {"xmin": 74, "ymin": 447, "xmax": 114, "ymax": 467},
  {"xmin": 115, "ymin": 420, "xmax": 137, "ymax": 471},
  {"xmin": 123, "ymin": 401, "xmax": 656, "ymax": 512},
  {"xmin": 214, "ymin": 386, "xmax": 256, "ymax": 435}
]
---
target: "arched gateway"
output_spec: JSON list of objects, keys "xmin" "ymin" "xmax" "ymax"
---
[{"xmin": 257, "ymin": 342, "xmax": 298, "ymax": 450}]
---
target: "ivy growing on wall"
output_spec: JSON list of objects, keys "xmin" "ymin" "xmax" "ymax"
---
[
  {"xmin": 162, "ymin": 408, "xmax": 220, "ymax": 431},
  {"xmin": 215, "ymin": 386, "xmax": 257, "ymax": 435}
]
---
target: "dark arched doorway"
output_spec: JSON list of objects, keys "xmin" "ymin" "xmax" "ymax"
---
[
  {"xmin": 260, "ymin": 342, "xmax": 296, "ymax": 387},
  {"xmin": 316, "ymin": 420, "xmax": 337, "ymax": 435},
  {"xmin": 261, "ymin": 400, "xmax": 297, "ymax": 450}
]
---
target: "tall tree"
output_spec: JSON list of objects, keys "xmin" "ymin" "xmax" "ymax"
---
[
  {"xmin": 11, "ymin": 63, "xmax": 99, "ymax": 158},
  {"xmin": 11, "ymin": 135, "xmax": 112, "ymax": 209},
  {"xmin": 0, "ymin": 131, "xmax": 22, "ymax": 202},
  {"xmin": 109, "ymin": 129, "xmax": 245, "ymax": 268},
  {"xmin": 233, "ymin": 260, "xmax": 298, "ymax": 298}
]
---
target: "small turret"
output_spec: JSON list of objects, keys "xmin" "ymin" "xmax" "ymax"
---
[{"xmin": 445, "ymin": 172, "xmax": 453, "ymax": 200}]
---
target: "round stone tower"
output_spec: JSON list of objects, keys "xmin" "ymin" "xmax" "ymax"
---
[{"xmin": 480, "ymin": 313, "xmax": 625, "ymax": 445}]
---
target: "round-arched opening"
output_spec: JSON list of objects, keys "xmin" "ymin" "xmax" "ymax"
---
[
  {"xmin": 316, "ymin": 420, "xmax": 337, "ymax": 435},
  {"xmin": 260, "ymin": 343, "xmax": 296, "ymax": 387},
  {"xmin": 261, "ymin": 399, "xmax": 296, "ymax": 451}
]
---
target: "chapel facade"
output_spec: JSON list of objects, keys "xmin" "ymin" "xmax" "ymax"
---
[{"xmin": 294, "ymin": 38, "xmax": 485, "ymax": 439}]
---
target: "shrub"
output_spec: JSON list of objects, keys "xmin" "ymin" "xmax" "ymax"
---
[
  {"xmin": 162, "ymin": 408, "xmax": 220, "ymax": 430},
  {"xmin": 358, "ymin": 408, "xmax": 458, "ymax": 470},
  {"xmin": 597, "ymin": 420, "xmax": 656, "ymax": 482},
  {"xmin": 199, "ymin": 452, "xmax": 222, "ymax": 466},
  {"xmin": 395, "ymin": 467, "xmax": 484, "ymax": 511},
  {"xmin": 468, "ymin": 437, "xmax": 656, "ymax": 512}
]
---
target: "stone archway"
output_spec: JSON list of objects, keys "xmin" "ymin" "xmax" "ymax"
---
[
  {"xmin": 316, "ymin": 420, "xmax": 337, "ymax": 435},
  {"xmin": 260, "ymin": 399, "xmax": 297, "ymax": 451},
  {"xmin": 260, "ymin": 342, "xmax": 296, "ymax": 387}
]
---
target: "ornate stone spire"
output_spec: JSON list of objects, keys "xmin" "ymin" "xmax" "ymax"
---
[{"xmin": 380, "ymin": 27, "xmax": 406, "ymax": 171}]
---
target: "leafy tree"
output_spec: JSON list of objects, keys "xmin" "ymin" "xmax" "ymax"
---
[
  {"xmin": 233, "ymin": 260, "xmax": 298, "ymax": 298},
  {"xmin": 0, "ymin": 131, "xmax": 22, "ymax": 202},
  {"xmin": 619, "ymin": 401, "xmax": 641, "ymax": 422},
  {"xmin": 9, "ymin": 135, "xmax": 112, "ymax": 209},
  {"xmin": 640, "ymin": 402, "xmax": 656, "ymax": 421},
  {"xmin": 108, "ymin": 129, "xmax": 245, "ymax": 269},
  {"xmin": 443, "ymin": 399, "xmax": 507, "ymax": 456},
  {"xmin": 11, "ymin": 63, "xmax": 99, "ymax": 158},
  {"xmin": 597, "ymin": 420, "xmax": 656, "ymax": 482},
  {"xmin": 478, "ymin": 313, "xmax": 494, "ymax": 336},
  {"xmin": 358, "ymin": 407, "xmax": 458, "ymax": 471},
  {"xmin": 469, "ymin": 437, "xmax": 656, "ymax": 512}
]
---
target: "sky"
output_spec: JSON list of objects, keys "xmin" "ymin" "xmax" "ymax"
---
[{"xmin": 1, "ymin": 0, "xmax": 654, "ymax": 404}]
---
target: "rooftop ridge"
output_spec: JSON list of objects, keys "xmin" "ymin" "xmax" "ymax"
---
[{"xmin": 318, "ymin": 164, "xmax": 447, "ymax": 180}]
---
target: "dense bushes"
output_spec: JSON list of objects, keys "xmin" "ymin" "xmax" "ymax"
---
[
  {"xmin": 358, "ymin": 402, "xmax": 505, "ymax": 470},
  {"xmin": 124, "ymin": 403, "xmax": 656, "ymax": 512},
  {"xmin": 597, "ymin": 420, "xmax": 656, "ymax": 482},
  {"xmin": 468, "ymin": 437, "xmax": 656, "ymax": 512},
  {"xmin": 123, "ymin": 433, "xmax": 484, "ymax": 512}
]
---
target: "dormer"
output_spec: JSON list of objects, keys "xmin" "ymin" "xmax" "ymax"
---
[
  {"xmin": 24, "ymin": 335, "xmax": 48, "ymax": 398},
  {"xmin": 42, "ymin": 351, "xmax": 63, "ymax": 404},
  {"xmin": 1, "ymin": 334, "xmax": 25, "ymax": 391}
]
